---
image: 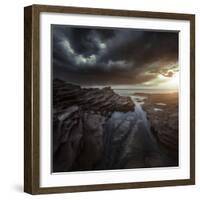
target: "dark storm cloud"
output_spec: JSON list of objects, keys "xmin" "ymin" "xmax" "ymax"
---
[{"xmin": 52, "ymin": 25, "xmax": 178, "ymax": 85}]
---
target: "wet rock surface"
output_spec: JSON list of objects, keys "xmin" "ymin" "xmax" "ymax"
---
[
  {"xmin": 141, "ymin": 93, "xmax": 178, "ymax": 162},
  {"xmin": 53, "ymin": 79, "xmax": 135, "ymax": 172},
  {"xmin": 53, "ymin": 79, "xmax": 178, "ymax": 172}
]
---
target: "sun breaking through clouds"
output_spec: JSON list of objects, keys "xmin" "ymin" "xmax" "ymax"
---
[{"xmin": 52, "ymin": 25, "xmax": 179, "ymax": 89}]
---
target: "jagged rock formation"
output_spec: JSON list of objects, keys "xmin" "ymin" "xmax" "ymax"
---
[
  {"xmin": 53, "ymin": 79, "xmax": 135, "ymax": 172},
  {"xmin": 53, "ymin": 80, "xmax": 178, "ymax": 172},
  {"xmin": 142, "ymin": 93, "xmax": 178, "ymax": 160},
  {"xmin": 53, "ymin": 79, "xmax": 134, "ymax": 114}
]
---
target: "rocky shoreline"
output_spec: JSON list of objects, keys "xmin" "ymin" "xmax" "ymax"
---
[
  {"xmin": 53, "ymin": 79, "xmax": 135, "ymax": 172},
  {"xmin": 141, "ymin": 93, "xmax": 178, "ymax": 162},
  {"xmin": 53, "ymin": 79, "xmax": 178, "ymax": 172}
]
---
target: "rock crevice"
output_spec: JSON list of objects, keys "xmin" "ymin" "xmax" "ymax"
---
[{"xmin": 53, "ymin": 79, "xmax": 135, "ymax": 172}]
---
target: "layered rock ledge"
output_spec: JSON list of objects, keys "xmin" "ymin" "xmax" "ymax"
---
[{"xmin": 53, "ymin": 79, "xmax": 134, "ymax": 172}]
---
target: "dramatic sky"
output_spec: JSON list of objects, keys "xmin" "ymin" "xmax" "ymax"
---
[{"xmin": 52, "ymin": 25, "xmax": 179, "ymax": 89}]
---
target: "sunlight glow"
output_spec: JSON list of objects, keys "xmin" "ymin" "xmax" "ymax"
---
[{"xmin": 157, "ymin": 72, "xmax": 179, "ymax": 90}]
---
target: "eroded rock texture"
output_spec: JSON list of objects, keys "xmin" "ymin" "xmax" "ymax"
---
[
  {"xmin": 53, "ymin": 79, "xmax": 134, "ymax": 172},
  {"xmin": 142, "ymin": 93, "xmax": 178, "ymax": 161}
]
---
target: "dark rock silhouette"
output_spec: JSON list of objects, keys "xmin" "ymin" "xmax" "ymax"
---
[
  {"xmin": 53, "ymin": 79, "xmax": 135, "ymax": 172},
  {"xmin": 53, "ymin": 79, "xmax": 134, "ymax": 114},
  {"xmin": 53, "ymin": 79, "xmax": 178, "ymax": 172}
]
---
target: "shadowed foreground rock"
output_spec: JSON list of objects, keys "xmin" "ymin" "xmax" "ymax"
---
[
  {"xmin": 53, "ymin": 79, "xmax": 134, "ymax": 172},
  {"xmin": 142, "ymin": 93, "xmax": 178, "ymax": 161}
]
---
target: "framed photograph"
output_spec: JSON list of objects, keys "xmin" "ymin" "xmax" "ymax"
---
[{"xmin": 24, "ymin": 4, "xmax": 195, "ymax": 194}]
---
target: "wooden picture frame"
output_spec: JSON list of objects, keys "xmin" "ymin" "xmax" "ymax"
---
[{"xmin": 24, "ymin": 4, "xmax": 195, "ymax": 194}]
